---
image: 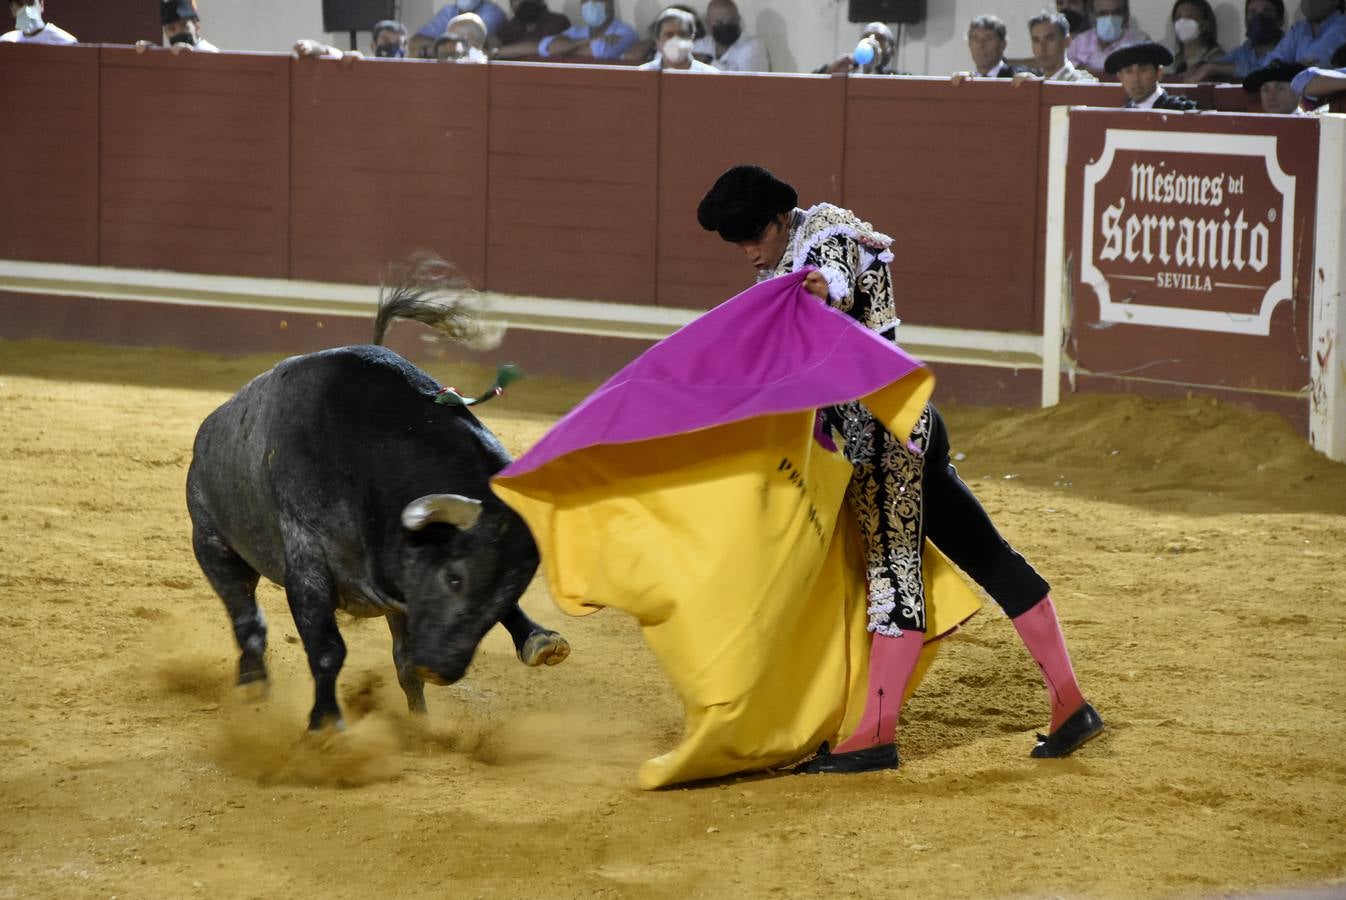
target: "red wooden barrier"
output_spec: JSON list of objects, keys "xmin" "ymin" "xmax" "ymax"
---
[
  {"xmin": 98, "ymin": 47, "xmax": 290, "ymax": 277},
  {"xmin": 0, "ymin": 44, "xmax": 100, "ymax": 265},
  {"xmin": 657, "ymin": 72, "xmax": 846, "ymax": 309},
  {"xmin": 845, "ymin": 75, "xmax": 1045, "ymax": 332},
  {"xmin": 486, "ymin": 63, "xmax": 659, "ymax": 304},
  {"xmin": 290, "ymin": 57, "xmax": 489, "ymax": 286}
]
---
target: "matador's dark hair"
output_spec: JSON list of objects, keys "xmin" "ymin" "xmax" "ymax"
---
[{"xmin": 696, "ymin": 165, "xmax": 798, "ymax": 243}]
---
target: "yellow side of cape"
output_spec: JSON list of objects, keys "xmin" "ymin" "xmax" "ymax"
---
[{"xmin": 493, "ymin": 373, "xmax": 981, "ymax": 788}]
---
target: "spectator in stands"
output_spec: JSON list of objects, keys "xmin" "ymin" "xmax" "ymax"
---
[
  {"xmin": 1107, "ymin": 40, "xmax": 1200, "ymax": 107},
  {"xmin": 1069, "ymin": 0, "xmax": 1149, "ymax": 77},
  {"xmin": 1026, "ymin": 9, "xmax": 1097, "ymax": 80},
  {"xmin": 2, "ymin": 1, "xmax": 76, "ymax": 44},
  {"xmin": 537, "ymin": 0, "xmax": 637, "ymax": 61},
  {"xmin": 637, "ymin": 7, "xmax": 716, "ymax": 71},
  {"xmin": 1192, "ymin": 0, "xmax": 1286, "ymax": 81},
  {"xmin": 1166, "ymin": 0, "xmax": 1224, "ymax": 80},
  {"xmin": 624, "ymin": 5, "xmax": 699, "ymax": 66},
  {"xmin": 293, "ymin": 19, "xmax": 409, "ymax": 60},
  {"xmin": 1265, "ymin": 0, "xmax": 1346, "ymax": 67},
  {"xmin": 670, "ymin": 3, "xmax": 706, "ymax": 41},
  {"xmin": 436, "ymin": 13, "xmax": 489, "ymax": 62},
  {"xmin": 411, "ymin": 0, "xmax": 507, "ymax": 58},
  {"xmin": 964, "ymin": 15, "xmax": 1023, "ymax": 77},
  {"xmin": 1292, "ymin": 42, "xmax": 1346, "ymax": 104},
  {"xmin": 1244, "ymin": 60, "xmax": 1307, "ymax": 110},
  {"xmin": 493, "ymin": 0, "xmax": 569, "ymax": 59},
  {"xmin": 693, "ymin": 0, "xmax": 770, "ymax": 71},
  {"xmin": 138, "ymin": 0, "xmax": 217, "ymax": 54},
  {"xmin": 626, "ymin": 3, "xmax": 705, "ymax": 62},
  {"xmin": 1056, "ymin": 0, "xmax": 1090, "ymax": 36},
  {"xmin": 816, "ymin": 22, "xmax": 901, "ymax": 74}
]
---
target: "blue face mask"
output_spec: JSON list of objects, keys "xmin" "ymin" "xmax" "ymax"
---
[
  {"xmin": 1095, "ymin": 14, "xmax": 1124, "ymax": 44},
  {"xmin": 375, "ymin": 43, "xmax": 406, "ymax": 58},
  {"xmin": 581, "ymin": 1, "xmax": 608, "ymax": 28}
]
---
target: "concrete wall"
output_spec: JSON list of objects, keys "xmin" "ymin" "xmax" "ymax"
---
[{"xmin": 194, "ymin": 0, "xmax": 1270, "ymax": 76}]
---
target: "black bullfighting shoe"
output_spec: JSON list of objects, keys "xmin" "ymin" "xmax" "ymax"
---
[
  {"xmin": 793, "ymin": 742, "xmax": 899, "ymax": 775},
  {"xmin": 1031, "ymin": 702, "xmax": 1104, "ymax": 758}
]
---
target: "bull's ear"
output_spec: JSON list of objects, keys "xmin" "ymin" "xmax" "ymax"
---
[{"xmin": 401, "ymin": 494, "xmax": 483, "ymax": 531}]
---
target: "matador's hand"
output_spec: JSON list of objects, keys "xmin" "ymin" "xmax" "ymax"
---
[{"xmin": 803, "ymin": 270, "xmax": 830, "ymax": 300}]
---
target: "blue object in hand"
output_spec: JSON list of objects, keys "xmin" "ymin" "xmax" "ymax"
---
[{"xmin": 852, "ymin": 39, "xmax": 876, "ymax": 66}]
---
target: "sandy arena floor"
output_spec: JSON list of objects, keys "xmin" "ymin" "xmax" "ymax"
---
[{"xmin": 1, "ymin": 338, "xmax": 1344, "ymax": 899}]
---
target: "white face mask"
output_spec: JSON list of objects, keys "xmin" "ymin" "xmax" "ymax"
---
[
  {"xmin": 1095, "ymin": 13, "xmax": 1124, "ymax": 43},
  {"xmin": 662, "ymin": 36, "xmax": 692, "ymax": 64},
  {"xmin": 1173, "ymin": 17, "xmax": 1201, "ymax": 43},
  {"xmin": 14, "ymin": 3, "xmax": 44, "ymax": 32}
]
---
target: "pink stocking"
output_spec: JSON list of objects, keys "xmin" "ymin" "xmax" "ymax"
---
[
  {"xmin": 1012, "ymin": 594, "xmax": 1086, "ymax": 732},
  {"xmin": 834, "ymin": 631, "xmax": 923, "ymax": 753}
]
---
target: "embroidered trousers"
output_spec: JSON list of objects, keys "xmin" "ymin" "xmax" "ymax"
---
[{"xmin": 832, "ymin": 401, "xmax": 1050, "ymax": 634}]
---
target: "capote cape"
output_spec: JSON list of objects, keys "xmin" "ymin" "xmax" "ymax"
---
[{"xmin": 493, "ymin": 271, "xmax": 980, "ymax": 788}]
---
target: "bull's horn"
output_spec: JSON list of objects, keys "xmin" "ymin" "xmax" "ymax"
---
[{"xmin": 401, "ymin": 494, "xmax": 483, "ymax": 531}]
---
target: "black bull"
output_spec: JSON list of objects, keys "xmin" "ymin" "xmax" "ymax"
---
[{"xmin": 185, "ymin": 281, "xmax": 568, "ymax": 731}]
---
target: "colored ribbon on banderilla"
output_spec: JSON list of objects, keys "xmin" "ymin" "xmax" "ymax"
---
[{"xmin": 434, "ymin": 363, "xmax": 522, "ymax": 407}]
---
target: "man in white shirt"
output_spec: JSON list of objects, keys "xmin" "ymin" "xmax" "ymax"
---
[
  {"xmin": 151, "ymin": 0, "xmax": 219, "ymax": 53},
  {"xmin": 1029, "ymin": 10, "xmax": 1097, "ymax": 81},
  {"xmin": 1, "ymin": 1, "xmax": 76, "ymax": 44},
  {"xmin": 435, "ymin": 12, "xmax": 490, "ymax": 62},
  {"xmin": 691, "ymin": 0, "xmax": 768, "ymax": 72},
  {"xmin": 1106, "ymin": 41, "xmax": 1200, "ymax": 109},
  {"xmin": 638, "ymin": 7, "xmax": 716, "ymax": 72}
]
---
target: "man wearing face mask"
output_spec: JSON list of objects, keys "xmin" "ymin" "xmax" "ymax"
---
[
  {"xmin": 691, "ymin": 0, "xmax": 769, "ymax": 72},
  {"xmin": 537, "ymin": 0, "xmax": 637, "ymax": 62},
  {"xmin": 411, "ymin": 0, "xmax": 507, "ymax": 58},
  {"xmin": 494, "ymin": 0, "xmax": 569, "ymax": 60},
  {"xmin": 1068, "ymin": 0, "xmax": 1149, "ymax": 78},
  {"xmin": 1264, "ymin": 0, "xmax": 1346, "ymax": 67},
  {"xmin": 435, "ymin": 12, "xmax": 490, "ymax": 62},
  {"xmin": 637, "ymin": 7, "xmax": 716, "ymax": 71},
  {"xmin": 137, "ymin": 0, "xmax": 217, "ymax": 54},
  {"xmin": 2, "ymin": 1, "xmax": 76, "ymax": 44},
  {"xmin": 293, "ymin": 19, "xmax": 409, "ymax": 61},
  {"xmin": 1055, "ymin": 0, "xmax": 1090, "ymax": 37},
  {"xmin": 1194, "ymin": 0, "xmax": 1286, "ymax": 81}
]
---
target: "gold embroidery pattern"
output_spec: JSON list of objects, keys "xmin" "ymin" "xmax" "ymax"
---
[{"xmin": 771, "ymin": 204, "xmax": 927, "ymax": 633}]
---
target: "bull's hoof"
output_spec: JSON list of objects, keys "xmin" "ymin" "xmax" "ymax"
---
[
  {"xmin": 237, "ymin": 679, "xmax": 271, "ymax": 703},
  {"xmin": 518, "ymin": 630, "xmax": 570, "ymax": 667}
]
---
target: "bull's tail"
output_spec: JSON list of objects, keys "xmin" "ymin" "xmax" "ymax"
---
[{"xmin": 373, "ymin": 253, "xmax": 503, "ymax": 350}]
